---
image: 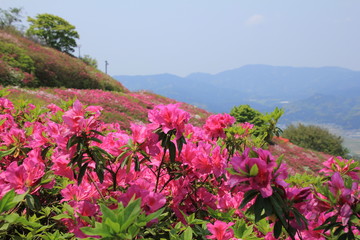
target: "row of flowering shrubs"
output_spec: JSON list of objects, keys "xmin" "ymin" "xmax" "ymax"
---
[
  {"xmin": 0, "ymin": 89, "xmax": 359, "ymax": 239},
  {"xmin": 4, "ymin": 87, "xmax": 211, "ymax": 129}
]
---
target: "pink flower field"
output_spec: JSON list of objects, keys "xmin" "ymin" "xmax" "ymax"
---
[{"xmin": 0, "ymin": 92, "xmax": 359, "ymax": 239}]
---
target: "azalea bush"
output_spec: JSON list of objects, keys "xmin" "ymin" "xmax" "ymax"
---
[{"xmin": 0, "ymin": 93, "xmax": 359, "ymax": 239}]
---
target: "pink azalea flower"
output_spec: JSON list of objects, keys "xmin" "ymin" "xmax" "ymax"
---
[
  {"xmin": 148, "ymin": 103, "xmax": 190, "ymax": 139},
  {"xmin": 47, "ymin": 103, "xmax": 63, "ymax": 113},
  {"xmin": 204, "ymin": 113, "xmax": 235, "ymax": 139},
  {"xmin": 0, "ymin": 114, "xmax": 16, "ymax": 132},
  {"xmin": 229, "ymin": 152, "xmax": 272, "ymax": 197},
  {"xmin": 60, "ymin": 181, "xmax": 99, "ymax": 202},
  {"xmin": 0, "ymin": 150, "xmax": 45, "ymax": 195},
  {"xmin": 117, "ymin": 185, "xmax": 166, "ymax": 214},
  {"xmin": 320, "ymin": 156, "xmax": 360, "ymax": 180},
  {"xmin": 206, "ymin": 220, "xmax": 235, "ymax": 240},
  {"xmin": 0, "ymin": 98, "xmax": 14, "ymax": 113},
  {"xmin": 130, "ymin": 123, "xmax": 160, "ymax": 156},
  {"xmin": 51, "ymin": 153, "xmax": 75, "ymax": 180},
  {"xmin": 1, "ymin": 128, "xmax": 26, "ymax": 146}
]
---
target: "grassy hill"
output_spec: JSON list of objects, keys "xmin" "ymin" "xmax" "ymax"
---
[{"xmin": 0, "ymin": 29, "xmax": 126, "ymax": 92}]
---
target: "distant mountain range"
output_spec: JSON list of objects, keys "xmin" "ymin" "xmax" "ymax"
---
[{"xmin": 113, "ymin": 65, "xmax": 360, "ymax": 130}]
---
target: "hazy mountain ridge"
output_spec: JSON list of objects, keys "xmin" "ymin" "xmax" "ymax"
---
[{"xmin": 114, "ymin": 64, "xmax": 360, "ymax": 129}]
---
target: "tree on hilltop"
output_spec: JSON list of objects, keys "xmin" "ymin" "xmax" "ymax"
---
[
  {"xmin": 27, "ymin": 13, "xmax": 79, "ymax": 54},
  {"xmin": 0, "ymin": 7, "xmax": 23, "ymax": 29}
]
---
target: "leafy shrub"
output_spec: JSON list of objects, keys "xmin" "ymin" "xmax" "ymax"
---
[
  {"xmin": 282, "ymin": 123, "xmax": 349, "ymax": 157},
  {"xmin": 0, "ymin": 41, "xmax": 38, "ymax": 87},
  {"xmin": 230, "ymin": 105, "xmax": 284, "ymax": 144},
  {"xmin": 0, "ymin": 40, "xmax": 35, "ymax": 72}
]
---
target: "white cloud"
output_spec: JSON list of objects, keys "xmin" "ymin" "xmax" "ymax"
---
[{"xmin": 245, "ymin": 14, "xmax": 265, "ymax": 26}]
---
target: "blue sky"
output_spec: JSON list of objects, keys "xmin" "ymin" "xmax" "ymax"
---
[{"xmin": 2, "ymin": 0, "xmax": 360, "ymax": 76}]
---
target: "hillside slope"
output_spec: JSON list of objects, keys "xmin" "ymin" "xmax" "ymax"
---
[
  {"xmin": 2, "ymin": 87, "xmax": 211, "ymax": 129},
  {"xmin": 0, "ymin": 29, "xmax": 127, "ymax": 92},
  {"xmin": 0, "ymin": 29, "xmax": 337, "ymax": 175},
  {"xmin": 268, "ymin": 137, "xmax": 333, "ymax": 175}
]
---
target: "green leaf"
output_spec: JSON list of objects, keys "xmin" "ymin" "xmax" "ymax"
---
[
  {"xmin": 66, "ymin": 135, "xmax": 79, "ymax": 149},
  {"xmin": 41, "ymin": 146, "xmax": 51, "ymax": 160},
  {"xmin": 81, "ymin": 224, "xmax": 109, "ymax": 237},
  {"xmin": 292, "ymin": 208, "xmax": 308, "ymax": 229},
  {"xmin": 263, "ymin": 197, "xmax": 273, "ymax": 216},
  {"xmin": 176, "ymin": 136, "xmax": 186, "ymax": 155},
  {"xmin": 89, "ymin": 137, "xmax": 103, "ymax": 144},
  {"xmin": 104, "ymin": 218, "xmax": 120, "ymax": 233},
  {"xmin": 274, "ymin": 220, "xmax": 282, "ymax": 238},
  {"xmin": 233, "ymin": 219, "xmax": 247, "ymax": 237},
  {"xmin": 0, "ymin": 190, "xmax": 25, "ymax": 213},
  {"xmin": 94, "ymin": 166, "xmax": 104, "ymax": 183},
  {"xmin": 249, "ymin": 164, "xmax": 259, "ymax": 176},
  {"xmin": 77, "ymin": 162, "xmax": 89, "ymax": 185},
  {"xmin": 100, "ymin": 204, "xmax": 117, "ymax": 223},
  {"xmin": 334, "ymin": 226, "xmax": 346, "ymax": 236},
  {"xmin": 0, "ymin": 147, "xmax": 16, "ymax": 159},
  {"xmin": 240, "ymin": 189, "xmax": 259, "ymax": 209},
  {"xmin": 52, "ymin": 214, "xmax": 72, "ymax": 220},
  {"xmin": 338, "ymin": 233, "xmax": 348, "ymax": 240},
  {"xmin": 120, "ymin": 198, "xmax": 142, "ymax": 232},
  {"xmin": 269, "ymin": 194, "xmax": 287, "ymax": 229},
  {"xmin": 25, "ymin": 194, "xmax": 41, "ymax": 211},
  {"xmin": 182, "ymin": 227, "xmax": 193, "ymax": 240},
  {"xmin": 253, "ymin": 195, "xmax": 265, "ymax": 222},
  {"xmin": 90, "ymin": 129, "xmax": 105, "ymax": 136},
  {"xmin": 143, "ymin": 207, "xmax": 164, "ymax": 223},
  {"xmin": 169, "ymin": 141, "xmax": 176, "ymax": 162}
]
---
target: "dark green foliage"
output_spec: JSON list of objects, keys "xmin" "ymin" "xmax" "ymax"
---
[
  {"xmin": 282, "ymin": 123, "xmax": 349, "ymax": 157},
  {"xmin": 230, "ymin": 105, "xmax": 266, "ymax": 128},
  {"xmin": 27, "ymin": 14, "xmax": 79, "ymax": 54}
]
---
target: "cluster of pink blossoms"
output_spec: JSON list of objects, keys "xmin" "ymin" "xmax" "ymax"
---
[{"xmin": 0, "ymin": 96, "xmax": 359, "ymax": 239}]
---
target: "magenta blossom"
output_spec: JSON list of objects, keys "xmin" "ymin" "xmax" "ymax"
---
[
  {"xmin": 148, "ymin": 103, "xmax": 190, "ymax": 139},
  {"xmin": 229, "ymin": 148, "xmax": 288, "ymax": 198},
  {"xmin": 320, "ymin": 156, "xmax": 360, "ymax": 180},
  {"xmin": 203, "ymin": 113, "xmax": 235, "ymax": 139},
  {"xmin": 206, "ymin": 220, "xmax": 235, "ymax": 240}
]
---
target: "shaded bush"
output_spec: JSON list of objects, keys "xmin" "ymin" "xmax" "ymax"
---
[{"xmin": 282, "ymin": 123, "xmax": 349, "ymax": 157}]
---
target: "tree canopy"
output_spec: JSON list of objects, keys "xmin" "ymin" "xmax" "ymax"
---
[{"xmin": 27, "ymin": 13, "xmax": 79, "ymax": 54}]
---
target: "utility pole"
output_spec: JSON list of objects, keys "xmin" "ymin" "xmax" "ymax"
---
[
  {"xmin": 105, "ymin": 60, "xmax": 109, "ymax": 74},
  {"xmin": 78, "ymin": 44, "xmax": 81, "ymax": 58}
]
